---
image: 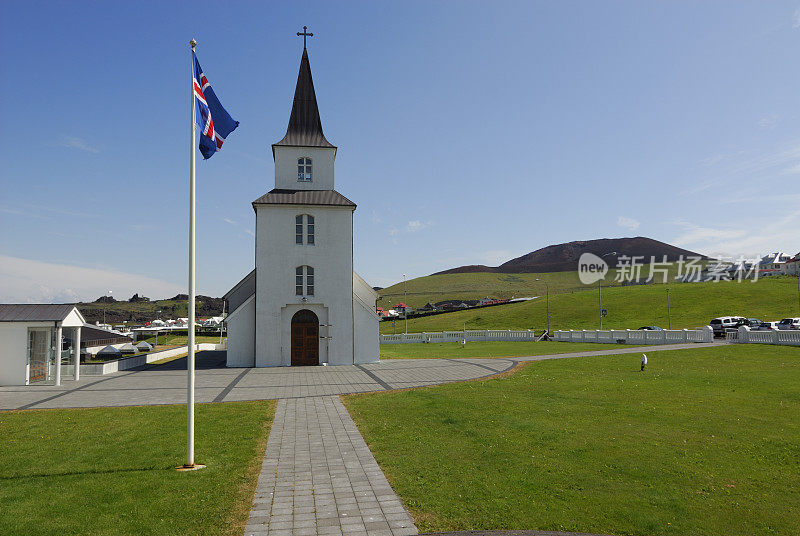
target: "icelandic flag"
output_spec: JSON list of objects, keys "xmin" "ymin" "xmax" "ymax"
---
[{"xmin": 192, "ymin": 52, "xmax": 239, "ymax": 159}]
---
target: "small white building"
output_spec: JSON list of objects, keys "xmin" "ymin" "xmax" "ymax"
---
[
  {"xmin": 780, "ymin": 252, "xmax": 800, "ymax": 275},
  {"xmin": 224, "ymin": 42, "xmax": 378, "ymax": 367},
  {"xmin": 0, "ymin": 304, "xmax": 85, "ymax": 386}
]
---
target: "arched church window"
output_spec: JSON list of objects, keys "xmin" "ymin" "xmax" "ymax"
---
[
  {"xmin": 295, "ymin": 265, "xmax": 315, "ymax": 296},
  {"xmin": 297, "ymin": 157, "xmax": 312, "ymax": 182},
  {"xmin": 295, "ymin": 214, "xmax": 315, "ymax": 245}
]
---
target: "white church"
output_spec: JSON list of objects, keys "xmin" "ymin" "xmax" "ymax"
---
[{"xmin": 223, "ymin": 41, "xmax": 379, "ymax": 367}]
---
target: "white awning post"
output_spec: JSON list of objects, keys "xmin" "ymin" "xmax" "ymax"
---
[
  {"xmin": 74, "ymin": 326, "xmax": 81, "ymax": 381},
  {"xmin": 54, "ymin": 324, "xmax": 62, "ymax": 386}
]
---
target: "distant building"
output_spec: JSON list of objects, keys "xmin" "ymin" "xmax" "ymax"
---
[
  {"xmin": 0, "ymin": 304, "xmax": 85, "ymax": 386},
  {"xmin": 760, "ymin": 252, "xmax": 790, "ymax": 271},
  {"xmin": 780, "ymin": 252, "xmax": 800, "ymax": 276}
]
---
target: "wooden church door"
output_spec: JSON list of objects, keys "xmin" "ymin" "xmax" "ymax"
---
[{"xmin": 291, "ymin": 310, "xmax": 319, "ymax": 366}]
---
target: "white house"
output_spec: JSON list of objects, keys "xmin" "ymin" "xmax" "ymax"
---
[
  {"xmin": 781, "ymin": 252, "xmax": 800, "ymax": 275},
  {"xmin": 760, "ymin": 252, "xmax": 790, "ymax": 271},
  {"xmin": 0, "ymin": 304, "xmax": 85, "ymax": 386},
  {"xmin": 224, "ymin": 42, "xmax": 378, "ymax": 367}
]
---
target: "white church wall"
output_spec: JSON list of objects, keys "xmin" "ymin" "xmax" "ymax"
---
[
  {"xmin": 225, "ymin": 294, "xmax": 255, "ymax": 367},
  {"xmin": 255, "ymin": 203, "xmax": 354, "ymax": 366},
  {"xmin": 273, "ymin": 146, "xmax": 336, "ymax": 190},
  {"xmin": 352, "ymin": 271, "xmax": 379, "ymax": 364}
]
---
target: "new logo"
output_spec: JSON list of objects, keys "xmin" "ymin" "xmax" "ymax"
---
[{"xmin": 578, "ymin": 253, "xmax": 609, "ymax": 285}]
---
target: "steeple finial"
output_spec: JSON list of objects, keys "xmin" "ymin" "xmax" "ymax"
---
[{"xmin": 297, "ymin": 25, "xmax": 313, "ymax": 49}]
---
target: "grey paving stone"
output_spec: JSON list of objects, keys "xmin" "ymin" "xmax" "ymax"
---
[{"xmin": 242, "ymin": 396, "xmax": 418, "ymax": 536}]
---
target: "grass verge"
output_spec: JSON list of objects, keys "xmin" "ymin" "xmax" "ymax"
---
[
  {"xmin": 0, "ymin": 400, "xmax": 275, "ymax": 536},
  {"xmin": 380, "ymin": 341, "xmax": 635, "ymax": 359},
  {"xmin": 344, "ymin": 344, "xmax": 800, "ymax": 535}
]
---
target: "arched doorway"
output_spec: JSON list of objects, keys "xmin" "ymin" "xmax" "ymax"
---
[{"xmin": 291, "ymin": 309, "xmax": 319, "ymax": 366}]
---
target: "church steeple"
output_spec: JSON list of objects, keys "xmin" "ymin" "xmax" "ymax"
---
[{"xmin": 274, "ymin": 43, "xmax": 335, "ymax": 150}]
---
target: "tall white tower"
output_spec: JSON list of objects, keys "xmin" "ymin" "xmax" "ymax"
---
[{"xmin": 224, "ymin": 37, "xmax": 378, "ymax": 367}]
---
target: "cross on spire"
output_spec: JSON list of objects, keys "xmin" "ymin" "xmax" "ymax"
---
[{"xmin": 297, "ymin": 25, "xmax": 313, "ymax": 49}]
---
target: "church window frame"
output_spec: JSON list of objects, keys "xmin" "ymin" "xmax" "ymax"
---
[
  {"xmin": 295, "ymin": 214, "xmax": 315, "ymax": 245},
  {"xmin": 297, "ymin": 157, "xmax": 312, "ymax": 182},
  {"xmin": 295, "ymin": 265, "xmax": 315, "ymax": 296}
]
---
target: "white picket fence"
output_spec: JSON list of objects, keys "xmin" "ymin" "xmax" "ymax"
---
[
  {"xmin": 727, "ymin": 327, "xmax": 800, "ymax": 346},
  {"xmin": 379, "ymin": 329, "xmax": 540, "ymax": 344},
  {"xmin": 553, "ymin": 327, "xmax": 714, "ymax": 345}
]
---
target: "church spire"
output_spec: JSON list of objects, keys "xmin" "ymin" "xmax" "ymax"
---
[{"xmin": 274, "ymin": 31, "xmax": 335, "ymax": 149}]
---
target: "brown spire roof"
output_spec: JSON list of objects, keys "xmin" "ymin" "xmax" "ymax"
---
[{"xmin": 274, "ymin": 47, "xmax": 335, "ymax": 149}]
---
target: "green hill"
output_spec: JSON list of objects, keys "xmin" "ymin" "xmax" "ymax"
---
[
  {"xmin": 77, "ymin": 295, "xmax": 223, "ymax": 324},
  {"xmin": 379, "ymin": 276, "xmax": 800, "ymax": 333},
  {"xmin": 376, "ymin": 264, "xmax": 696, "ymax": 310}
]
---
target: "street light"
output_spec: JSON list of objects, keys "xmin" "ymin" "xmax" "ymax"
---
[
  {"xmin": 535, "ymin": 278, "xmax": 550, "ymax": 335},
  {"xmin": 403, "ymin": 273, "xmax": 407, "ymax": 335},
  {"xmin": 598, "ymin": 252, "xmax": 617, "ymax": 330},
  {"xmin": 666, "ymin": 287, "xmax": 672, "ymax": 329}
]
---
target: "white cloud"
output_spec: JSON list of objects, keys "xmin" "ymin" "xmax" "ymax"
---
[
  {"xmin": 388, "ymin": 228, "xmax": 398, "ymax": 236},
  {"xmin": 0, "ymin": 254, "xmax": 184, "ymax": 303},
  {"xmin": 780, "ymin": 162, "xmax": 800, "ymax": 175},
  {"xmin": 670, "ymin": 211, "xmax": 800, "ymax": 259},
  {"xmin": 223, "ymin": 218, "xmax": 237, "ymax": 225},
  {"xmin": 244, "ymin": 229, "xmax": 255, "ymax": 237},
  {"xmin": 617, "ymin": 216, "xmax": 640, "ymax": 231},
  {"xmin": 405, "ymin": 220, "xmax": 433, "ymax": 233},
  {"xmin": 793, "ymin": 8, "xmax": 800, "ymax": 28},
  {"xmin": 57, "ymin": 136, "xmax": 99, "ymax": 154},
  {"xmin": 758, "ymin": 113, "xmax": 780, "ymax": 129}
]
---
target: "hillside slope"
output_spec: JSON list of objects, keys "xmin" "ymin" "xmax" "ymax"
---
[
  {"xmin": 379, "ymin": 276, "xmax": 799, "ymax": 333},
  {"xmin": 435, "ymin": 236, "xmax": 705, "ymax": 275}
]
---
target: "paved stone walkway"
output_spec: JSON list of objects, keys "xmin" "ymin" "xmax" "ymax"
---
[
  {"xmin": 0, "ymin": 353, "xmax": 516, "ymax": 410},
  {"xmin": 245, "ymin": 396, "xmax": 417, "ymax": 536}
]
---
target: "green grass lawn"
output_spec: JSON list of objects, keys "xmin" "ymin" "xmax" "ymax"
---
[
  {"xmin": 380, "ymin": 276, "xmax": 800, "ymax": 333},
  {"xmin": 0, "ymin": 401, "xmax": 274, "ymax": 536},
  {"xmin": 344, "ymin": 344, "xmax": 800, "ymax": 535},
  {"xmin": 380, "ymin": 341, "xmax": 634, "ymax": 359}
]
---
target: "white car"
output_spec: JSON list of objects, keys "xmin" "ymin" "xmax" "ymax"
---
[
  {"xmin": 709, "ymin": 316, "xmax": 747, "ymax": 337},
  {"xmin": 755, "ymin": 321, "xmax": 780, "ymax": 331},
  {"xmin": 776, "ymin": 318, "xmax": 800, "ymax": 330}
]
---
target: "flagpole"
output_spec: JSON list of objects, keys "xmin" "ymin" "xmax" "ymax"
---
[{"xmin": 181, "ymin": 37, "xmax": 202, "ymax": 471}]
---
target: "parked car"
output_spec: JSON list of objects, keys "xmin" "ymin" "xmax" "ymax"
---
[
  {"xmin": 746, "ymin": 318, "xmax": 762, "ymax": 328},
  {"xmin": 755, "ymin": 321, "xmax": 780, "ymax": 331},
  {"xmin": 777, "ymin": 318, "xmax": 800, "ymax": 330},
  {"xmin": 709, "ymin": 316, "xmax": 748, "ymax": 337},
  {"xmin": 637, "ymin": 326, "xmax": 664, "ymax": 330}
]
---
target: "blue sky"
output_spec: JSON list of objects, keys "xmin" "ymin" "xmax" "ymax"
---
[{"xmin": 2, "ymin": 1, "xmax": 800, "ymax": 302}]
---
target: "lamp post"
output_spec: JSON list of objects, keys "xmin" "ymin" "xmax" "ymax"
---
[
  {"xmin": 666, "ymin": 287, "xmax": 672, "ymax": 329},
  {"xmin": 535, "ymin": 278, "xmax": 550, "ymax": 335},
  {"xmin": 598, "ymin": 252, "xmax": 617, "ymax": 330},
  {"xmin": 403, "ymin": 273, "xmax": 407, "ymax": 335}
]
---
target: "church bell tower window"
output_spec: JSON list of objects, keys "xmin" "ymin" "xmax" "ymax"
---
[
  {"xmin": 295, "ymin": 265, "xmax": 315, "ymax": 296},
  {"xmin": 295, "ymin": 214, "xmax": 315, "ymax": 245},
  {"xmin": 298, "ymin": 157, "xmax": 312, "ymax": 181}
]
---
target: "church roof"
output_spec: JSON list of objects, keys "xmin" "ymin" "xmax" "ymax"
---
[
  {"xmin": 273, "ymin": 47, "xmax": 336, "ymax": 150},
  {"xmin": 253, "ymin": 189, "xmax": 356, "ymax": 208}
]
